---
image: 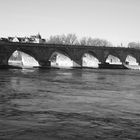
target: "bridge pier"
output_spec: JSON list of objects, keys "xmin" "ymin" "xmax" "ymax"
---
[
  {"xmin": 0, "ymin": 57, "xmax": 8, "ymax": 66},
  {"xmin": 73, "ymin": 59, "xmax": 82, "ymax": 68},
  {"xmin": 39, "ymin": 60, "xmax": 51, "ymax": 67},
  {"xmin": 0, "ymin": 52, "xmax": 10, "ymax": 65},
  {"xmin": 136, "ymin": 59, "xmax": 140, "ymax": 65},
  {"xmin": 0, "ymin": 55, "xmax": 20, "ymax": 69}
]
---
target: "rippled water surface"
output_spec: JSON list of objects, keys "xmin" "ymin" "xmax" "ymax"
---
[{"xmin": 0, "ymin": 68, "xmax": 140, "ymax": 140}]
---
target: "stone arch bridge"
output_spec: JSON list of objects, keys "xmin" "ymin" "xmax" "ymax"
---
[{"xmin": 0, "ymin": 41, "xmax": 140, "ymax": 67}]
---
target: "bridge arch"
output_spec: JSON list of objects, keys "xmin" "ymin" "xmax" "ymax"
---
[
  {"xmin": 49, "ymin": 50, "xmax": 73, "ymax": 67},
  {"xmin": 17, "ymin": 48, "xmax": 40, "ymax": 61},
  {"xmin": 125, "ymin": 54, "xmax": 139, "ymax": 65},
  {"xmin": 81, "ymin": 51, "xmax": 99, "ymax": 68},
  {"xmin": 105, "ymin": 52, "xmax": 122, "ymax": 64},
  {"xmin": 8, "ymin": 50, "xmax": 39, "ymax": 67}
]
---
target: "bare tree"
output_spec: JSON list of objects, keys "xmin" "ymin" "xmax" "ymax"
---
[
  {"xmin": 47, "ymin": 33, "xmax": 112, "ymax": 46},
  {"xmin": 47, "ymin": 35, "xmax": 64, "ymax": 44},
  {"xmin": 79, "ymin": 37, "xmax": 89, "ymax": 45},
  {"xmin": 79, "ymin": 37, "xmax": 112, "ymax": 47},
  {"xmin": 128, "ymin": 42, "xmax": 140, "ymax": 48},
  {"xmin": 47, "ymin": 34, "xmax": 79, "ymax": 45},
  {"xmin": 64, "ymin": 33, "xmax": 79, "ymax": 45}
]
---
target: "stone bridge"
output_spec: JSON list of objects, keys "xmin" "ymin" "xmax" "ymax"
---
[{"xmin": 0, "ymin": 41, "xmax": 140, "ymax": 67}]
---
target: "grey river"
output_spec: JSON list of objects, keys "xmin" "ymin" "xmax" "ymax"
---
[{"xmin": 0, "ymin": 68, "xmax": 140, "ymax": 140}]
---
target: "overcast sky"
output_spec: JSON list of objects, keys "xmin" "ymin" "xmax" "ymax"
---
[{"xmin": 0, "ymin": 0, "xmax": 140, "ymax": 46}]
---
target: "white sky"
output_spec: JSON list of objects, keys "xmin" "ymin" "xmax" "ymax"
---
[{"xmin": 0, "ymin": 0, "xmax": 140, "ymax": 46}]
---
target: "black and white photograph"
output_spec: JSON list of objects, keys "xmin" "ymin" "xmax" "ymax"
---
[{"xmin": 0, "ymin": 0, "xmax": 140, "ymax": 139}]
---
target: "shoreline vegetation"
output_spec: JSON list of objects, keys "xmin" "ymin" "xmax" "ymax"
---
[{"xmin": 0, "ymin": 33, "xmax": 140, "ymax": 48}]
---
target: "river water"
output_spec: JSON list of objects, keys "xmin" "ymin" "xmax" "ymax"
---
[{"xmin": 0, "ymin": 68, "xmax": 140, "ymax": 140}]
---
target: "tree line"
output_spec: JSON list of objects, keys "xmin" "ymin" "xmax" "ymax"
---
[
  {"xmin": 127, "ymin": 42, "xmax": 140, "ymax": 49},
  {"xmin": 45, "ymin": 33, "xmax": 140, "ymax": 48},
  {"xmin": 46, "ymin": 33, "xmax": 113, "ymax": 47}
]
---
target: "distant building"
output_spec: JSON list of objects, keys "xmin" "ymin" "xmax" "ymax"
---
[
  {"xmin": 17, "ymin": 37, "xmax": 26, "ymax": 43},
  {"xmin": 30, "ymin": 33, "xmax": 46, "ymax": 43},
  {"xmin": 12, "ymin": 37, "xmax": 19, "ymax": 42},
  {"xmin": 8, "ymin": 37, "xmax": 14, "ymax": 42},
  {"xmin": 7, "ymin": 37, "xmax": 20, "ymax": 42},
  {"xmin": 0, "ymin": 33, "xmax": 46, "ymax": 44},
  {"xmin": 0, "ymin": 37, "xmax": 10, "ymax": 42}
]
